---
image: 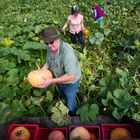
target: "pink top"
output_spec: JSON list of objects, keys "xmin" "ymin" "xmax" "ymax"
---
[{"xmin": 67, "ymin": 14, "xmax": 84, "ymax": 34}]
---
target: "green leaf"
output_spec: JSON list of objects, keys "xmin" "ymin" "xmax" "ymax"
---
[
  {"xmin": 104, "ymin": 29, "xmax": 111, "ymax": 36},
  {"xmin": 34, "ymin": 25, "xmax": 43, "ymax": 34},
  {"xmin": 6, "ymin": 69, "xmax": 19, "ymax": 86},
  {"xmin": 116, "ymin": 68, "xmax": 128, "ymax": 78},
  {"xmin": 120, "ymin": 77, "xmax": 129, "ymax": 87},
  {"xmin": 102, "ymin": 91, "xmax": 114, "ymax": 106},
  {"xmin": 113, "ymin": 89, "xmax": 133, "ymax": 108},
  {"xmin": 2, "ymin": 47, "xmax": 30, "ymax": 61},
  {"xmin": 112, "ymin": 107, "xmax": 128, "ymax": 120},
  {"xmin": 30, "ymin": 96, "xmax": 44, "ymax": 106},
  {"xmin": 0, "ymin": 86, "xmax": 12, "ymax": 99},
  {"xmin": 33, "ymin": 90, "xmax": 42, "ymax": 96},
  {"xmin": 102, "ymin": 99, "xmax": 108, "ymax": 106},
  {"xmin": 7, "ymin": 76, "xmax": 19, "ymax": 86},
  {"xmin": 23, "ymin": 41, "xmax": 46, "ymax": 50},
  {"xmin": 0, "ymin": 59, "xmax": 15, "ymax": 74},
  {"xmin": 0, "ymin": 102, "xmax": 11, "ymax": 124},
  {"xmin": 95, "ymin": 32, "xmax": 104, "ymax": 46},
  {"xmin": 76, "ymin": 104, "xmax": 89, "ymax": 116},
  {"xmin": 112, "ymin": 107, "xmax": 122, "ymax": 120},
  {"xmin": 113, "ymin": 89, "xmax": 126, "ymax": 98},
  {"xmin": 12, "ymin": 100, "xmax": 20, "ymax": 111},
  {"xmin": 0, "ymin": 102, "xmax": 10, "ymax": 114},
  {"xmin": 99, "ymin": 76, "xmax": 110, "ymax": 87},
  {"xmin": 10, "ymin": 100, "xmax": 27, "ymax": 114},
  {"xmin": 77, "ymin": 103, "xmax": 99, "ymax": 123},
  {"xmin": 88, "ymin": 84, "xmax": 96, "ymax": 95},
  {"xmin": 116, "ymin": 68, "xmax": 130, "ymax": 87},
  {"xmin": 46, "ymin": 91, "xmax": 53, "ymax": 101},
  {"xmin": 134, "ymin": 39, "xmax": 140, "ymax": 48},
  {"xmin": 10, "ymin": 111, "xmax": 24, "ymax": 118},
  {"xmin": 18, "ymin": 100, "xmax": 28, "ymax": 112},
  {"xmin": 107, "ymin": 91, "xmax": 114, "ymax": 99},
  {"xmin": 50, "ymin": 101, "xmax": 70, "ymax": 126},
  {"xmin": 113, "ymin": 99, "xmax": 121, "ymax": 107},
  {"xmin": 7, "ymin": 68, "xmax": 19, "ymax": 76},
  {"xmin": 98, "ymin": 64, "xmax": 104, "ymax": 70},
  {"xmin": 135, "ymin": 87, "xmax": 140, "ymax": 96},
  {"xmin": 89, "ymin": 34, "xmax": 95, "ymax": 44},
  {"xmin": 90, "ymin": 104, "xmax": 99, "ymax": 115},
  {"xmin": 53, "ymin": 20, "xmax": 59, "ymax": 25},
  {"xmin": 0, "ymin": 76, "xmax": 3, "ymax": 83}
]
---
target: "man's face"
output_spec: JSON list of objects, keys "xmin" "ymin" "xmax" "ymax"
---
[{"xmin": 45, "ymin": 38, "xmax": 60, "ymax": 53}]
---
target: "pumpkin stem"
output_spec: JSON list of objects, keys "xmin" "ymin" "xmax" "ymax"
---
[
  {"xmin": 24, "ymin": 76, "xmax": 28, "ymax": 81},
  {"xmin": 16, "ymin": 130, "xmax": 24, "ymax": 136},
  {"xmin": 36, "ymin": 62, "xmax": 40, "ymax": 69}
]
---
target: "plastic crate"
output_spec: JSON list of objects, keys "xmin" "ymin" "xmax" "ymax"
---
[
  {"xmin": 6, "ymin": 124, "xmax": 39, "ymax": 140},
  {"xmin": 46, "ymin": 127, "xmax": 68, "ymax": 140},
  {"xmin": 69, "ymin": 125, "xmax": 101, "ymax": 140},
  {"xmin": 37, "ymin": 128, "xmax": 48, "ymax": 140},
  {"xmin": 101, "ymin": 123, "xmax": 135, "ymax": 140}
]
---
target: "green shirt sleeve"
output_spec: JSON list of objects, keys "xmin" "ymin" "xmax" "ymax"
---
[{"xmin": 63, "ymin": 51, "xmax": 80, "ymax": 76}]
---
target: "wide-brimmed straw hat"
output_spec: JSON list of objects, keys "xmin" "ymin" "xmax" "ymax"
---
[{"xmin": 42, "ymin": 26, "xmax": 60, "ymax": 43}]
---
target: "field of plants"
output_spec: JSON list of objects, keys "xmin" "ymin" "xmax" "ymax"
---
[{"xmin": 0, "ymin": 0, "xmax": 140, "ymax": 125}]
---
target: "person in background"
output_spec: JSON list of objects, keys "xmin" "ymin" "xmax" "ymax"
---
[
  {"xmin": 92, "ymin": 3, "xmax": 104, "ymax": 22},
  {"xmin": 39, "ymin": 26, "xmax": 81, "ymax": 116},
  {"xmin": 61, "ymin": 5, "xmax": 86, "ymax": 49}
]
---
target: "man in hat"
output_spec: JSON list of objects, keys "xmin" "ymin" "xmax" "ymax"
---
[{"xmin": 39, "ymin": 26, "xmax": 81, "ymax": 116}]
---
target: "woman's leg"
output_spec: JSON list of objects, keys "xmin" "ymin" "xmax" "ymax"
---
[
  {"xmin": 70, "ymin": 32, "xmax": 77, "ymax": 44},
  {"xmin": 77, "ymin": 31, "xmax": 85, "ymax": 47}
]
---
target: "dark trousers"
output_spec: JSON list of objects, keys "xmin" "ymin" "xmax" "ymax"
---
[{"xmin": 70, "ymin": 31, "xmax": 85, "ymax": 46}]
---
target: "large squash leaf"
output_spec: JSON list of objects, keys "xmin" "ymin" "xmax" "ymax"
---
[{"xmin": 23, "ymin": 41, "xmax": 46, "ymax": 50}]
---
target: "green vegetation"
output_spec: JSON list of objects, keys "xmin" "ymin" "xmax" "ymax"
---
[{"xmin": 0, "ymin": 0, "xmax": 140, "ymax": 125}]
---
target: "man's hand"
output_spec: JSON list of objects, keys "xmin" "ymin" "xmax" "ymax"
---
[{"xmin": 38, "ymin": 77, "xmax": 53, "ymax": 88}]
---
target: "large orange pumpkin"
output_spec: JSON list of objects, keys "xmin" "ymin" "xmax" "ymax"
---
[
  {"xmin": 110, "ymin": 127, "xmax": 132, "ymax": 140},
  {"xmin": 27, "ymin": 69, "xmax": 53, "ymax": 88},
  {"xmin": 9, "ymin": 126, "xmax": 31, "ymax": 140},
  {"xmin": 70, "ymin": 127, "xmax": 91, "ymax": 140},
  {"xmin": 82, "ymin": 28, "xmax": 90, "ymax": 37}
]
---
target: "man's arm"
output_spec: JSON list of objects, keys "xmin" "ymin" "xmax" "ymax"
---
[
  {"xmin": 41, "ymin": 63, "xmax": 49, "ymax": 70},
  {"xmin": 38, "ymin": 73, "xmax": 75, "ymax": 88},
  {"xmin": 52, "ymin": 74, "xmax": 75, "ymax": 84}
]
